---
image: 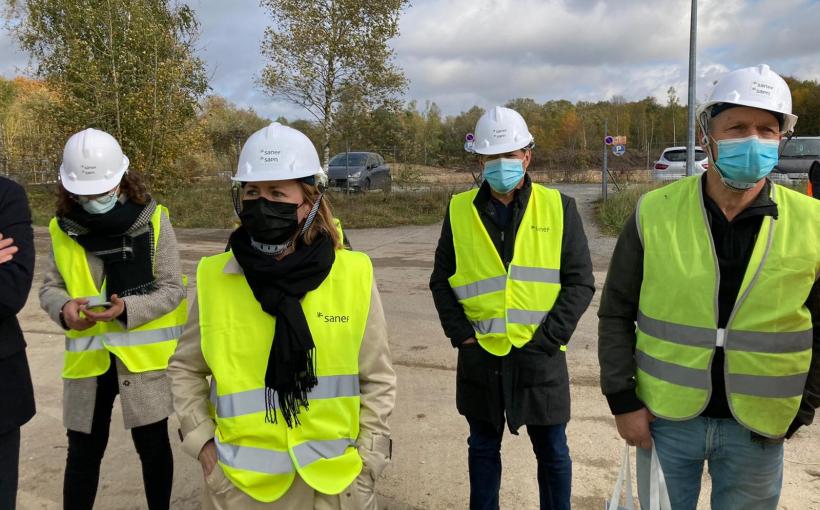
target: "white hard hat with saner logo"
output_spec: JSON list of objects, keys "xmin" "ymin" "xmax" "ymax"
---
[
  {"xmin": 697, "ymin": 64, "xmax": 797, "ymax": 135},
  {"xmin": 234, "ymin": 122, "xmax": 322, "ymax": 182},
  {"xmin": 59, "ymin": 128, "xmax": 129, "ymax": 195},
  {"xmin": 471, "ymin": 106, "xmax": 534, "ymax": 155}
]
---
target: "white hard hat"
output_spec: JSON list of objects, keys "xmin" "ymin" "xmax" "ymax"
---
[
  {"xmin": 472, "ymin": 106, "xmax": 534, "ymax": 155},
  {"xmin": 234, "ymin": 122, "xmax": 321, "ymax": 182},
  {"xmin": 59, "ymin": 128, "xmax": 129, "ymax": 195},
  {"xmin": 697, "ymin": 64, "xmax": 797, "ymax": 134}
]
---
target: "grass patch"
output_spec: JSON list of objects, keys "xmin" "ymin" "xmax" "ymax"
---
[
  {"xmin": 596, "ymin": 181, "xmax": 812, "ymax": 237},
  {"xmin": 329, "ymin": 188, "xmax": 452, "ymax": 228},
  {"xmin": 25, "ymin": 182, "xmax": 454, "ymax": 229},
  {"xmin": 596, "ymin": 184, "xmax": 661, "ymax": 236}
]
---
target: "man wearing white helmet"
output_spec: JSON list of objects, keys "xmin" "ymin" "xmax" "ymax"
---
[
  {"xmin": 168, "ymin": 123, "xmax": 395, "ymax": 509},
  {"xmin": 599, "ymin": 65, "xmax": 820, "ymax": 509},
  {"xmin": 430, "ymin": 107, "xmax": 595, "ymax": 509}
]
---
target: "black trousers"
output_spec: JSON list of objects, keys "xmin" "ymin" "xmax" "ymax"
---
[
  {"xmin": 63, "ymin": 359, "xmax": 173, "ymax": 510},
  {"xmin": 0, "ymin": 427, "xmax": 20, "ymax": 510}
]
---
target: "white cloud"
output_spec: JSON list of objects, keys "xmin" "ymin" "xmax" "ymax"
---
[{"xmin": 1, "ymin": 0, "xmax": 818, "ymax": 119}]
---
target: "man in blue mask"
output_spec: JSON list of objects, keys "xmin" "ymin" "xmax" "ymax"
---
[
  {"xmin": 430, "ymin": 106, "xmax": 595, "ymax": 510},
  {"xmin": 599, "ymin": 65, "xmax": 820, "ymax": 509}
]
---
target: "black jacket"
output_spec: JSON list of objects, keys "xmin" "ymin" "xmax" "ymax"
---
[
  {"xmin": 0, "ymin": 177, "xmax": 36, "ymax": 433},
  {"xmin": 598, "ymin": 176, "xmax": 820, "ymax": 438},
  {"xmin": 430, "ymin": 176, "xmax": 595, "ymax": 433}
]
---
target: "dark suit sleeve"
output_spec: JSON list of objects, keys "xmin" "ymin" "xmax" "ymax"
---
[
  {"xmin": 597, "ymin": 211, "xmax": 646, "ymax": 415},
  {"xmin": 0, "ymin": 179, "xmax": 35, "ymax": 320},
  {"xmin": 532, "ymin": 195, "xmax": 595, "ymax": 354},
  {"xmin": 429, "ymin": 203, "xmax": 476, "ymax": 348}
]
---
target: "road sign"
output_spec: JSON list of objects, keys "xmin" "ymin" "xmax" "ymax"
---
[
  {"xmin": 604, "ymin": 135, "xmax": 614, "ymax": 145},
  {"xmin": 613, "ymin": 135, "xmax": 628, "ymax": 145},
  {"xmin": 465, "ymin": 133, "xmax": 475, "ymax": 152},
  {"xmin": 612, "ymin": 144, "xmax": 626, "ymax": 157}
]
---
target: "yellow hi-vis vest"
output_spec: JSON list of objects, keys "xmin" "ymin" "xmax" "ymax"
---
[
  {"xmin": 448, "ymin": 183, "xmax": 564, "ymax": 356},
  {"xmin": 333, "ymin": 217, "xmax": 344, "ymax": 245},
  {"xmin": 49, "ymin": 205, "xmax": 188, "ymax": 379},
  {"xmin": 636, "ymin": 176, "xmax": 820, "ymax": 437},
  {"xmin": 198, "ymin": 249, "xmax": 372, "ymax": 502}
]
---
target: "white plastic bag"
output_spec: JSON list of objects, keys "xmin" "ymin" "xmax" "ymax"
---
[
  {"xmin": 645, "ymin": 440, "xmax": 672, "ymax": 510},
  {"xmin": 606, "ymin": 440, "xmax": 672, "ymax": 510},
  {"xmin": 605, "ymin": 442, "xmax": 636, "ymax": 510}
]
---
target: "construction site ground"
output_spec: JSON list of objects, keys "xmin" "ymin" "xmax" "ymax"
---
[{"xmin": 15, "ymin": 184, "xmax": 820, "ymax": 509}]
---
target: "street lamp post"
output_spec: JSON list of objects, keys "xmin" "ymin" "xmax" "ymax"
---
[{"xmin": 686, "ymin": 0, "xmax": 698, "ymax": 176}]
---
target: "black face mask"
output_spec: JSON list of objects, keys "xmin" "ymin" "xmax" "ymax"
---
[{"xmin": 239, "ymin": 198, "xmax": 300, "ymax": 245}]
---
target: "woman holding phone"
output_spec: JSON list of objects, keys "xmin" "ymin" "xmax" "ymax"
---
[
  {"xmin": 39, "ymin": 128, "xmax": 187, "ymax": 510},
  {"xmin": 167, "ymin": 123, "xmax": 395, "ymax": 509}
]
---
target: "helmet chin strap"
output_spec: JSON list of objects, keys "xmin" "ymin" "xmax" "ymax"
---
[{"xmin": 246, "ymin": 192, "xmax": 325, "ymax": 257}]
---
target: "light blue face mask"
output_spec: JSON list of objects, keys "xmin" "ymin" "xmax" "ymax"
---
[
  {"xmin": 79, "ymin": 190, "xmax": 119, "ymax": 214},
  {"xmin": 483, "ymin": 158, "xmax": 525, "ymax": 193},
  {"xmin": 714, "ymin": 136, "xmax": 780, "ymax": 189}
]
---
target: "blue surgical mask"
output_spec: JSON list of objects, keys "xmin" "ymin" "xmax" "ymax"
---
[
  {"xmin": 483, "ymin": 158, "xmax": 525, "ymax": 193},
  {"xmin": 714, "ymin": 136, "xmax": 780, "ymax": 189},
  {"xmin": 79, "ymin": 190, "xmax": 119, "ymax": 214}
]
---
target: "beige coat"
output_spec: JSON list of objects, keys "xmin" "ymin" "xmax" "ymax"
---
[
  {"xmin": 39, "ymin": 209, "xmax": 186, "ymax": 433},
  {"xmin": 167, "ymin": 255, "xmax": 396, "ymax": 510}
]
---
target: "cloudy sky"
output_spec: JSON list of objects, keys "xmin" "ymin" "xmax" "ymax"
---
[{"xmin": 2, "ymin": 0, "xmax": 819, "ymax": 121}]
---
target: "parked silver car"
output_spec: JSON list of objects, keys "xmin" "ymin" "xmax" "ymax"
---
[
  {"xmin": 652, "ymin": 146, "xmax": 709, "ymax": 181},
  {"xmin": 327, "ymin": 152, "xmax": 392, "ymax": 192}
]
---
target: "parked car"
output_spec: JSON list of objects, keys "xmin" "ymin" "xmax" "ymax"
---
[
  {"xmin": 652, "ymin": 146, "xmax": 709, "ymax": 181},
  {"xmin": 327, "ymin": 152, "xmax": 392, "ymax": 192},
  {"xmin": 774, "ymin": 136, "xmax": 819, "ymax": 183}
]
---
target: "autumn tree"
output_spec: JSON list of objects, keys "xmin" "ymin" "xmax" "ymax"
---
[
  {"xmin": 259, "ymin": 0, "xmax": 408, "ymax": 168},
  {"xmin": 199, "ymin": 95, "xmax": 269, "ymax": 172},
  {"xmin": 7, "ymin": 0, "xmax": 209, "ymax": 189}
]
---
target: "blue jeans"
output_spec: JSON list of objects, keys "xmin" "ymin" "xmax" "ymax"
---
[
  {"xmin": 637, "ymin": 417, "xmax": 783, "ymax": 510},
  {"xmin": 467, "ymin": 419, "xmax": 571, "ymax": 510}
]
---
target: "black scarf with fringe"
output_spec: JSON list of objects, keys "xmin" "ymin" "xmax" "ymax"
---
[
  {"xmin": 229, "ymin": 226, "xmax": 335, "ymax": 427},
  {"xmin": 58, "ymin": 199, "xmax": 157, "ymax": 299}
]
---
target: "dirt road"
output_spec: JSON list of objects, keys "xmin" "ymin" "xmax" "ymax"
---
[{"xmin": 15, "ymin": 184, "xmax": 820, "ymax": 509}]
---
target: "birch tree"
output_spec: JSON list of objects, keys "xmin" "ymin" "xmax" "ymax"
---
[{"xmin": 259, "ymin": 0, "xmax": 408, "ymax": 168}]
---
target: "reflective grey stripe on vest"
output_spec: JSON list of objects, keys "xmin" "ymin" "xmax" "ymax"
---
[
  {"xmin": 728, "ymin": 373, "xmax": 808, "ymax": 399},
  {"xmin": 636, "ymin": 350, "xmax": 708, "ymax": 390},
  {"xmin": 507, "ymin": 309, "xmax": 548, "ymax": 325},
  {"xmin": 472, "ymin": 311, "xmax": 547, "ymax": 335},
  {"xmin": 508, "ymin": 266, "xmax": 560, "ymax": 284},
  {"xmin": 211, "ymin": 374, "xmax": 360, "ymax": 418},
  {"xmin": 65, "ymin": 336, "xmax": 105, "ymax": 353},
  {"xmin": 471, "ymin": 317, "xmax": 506, "ymax": 335},
  {"xmin": 638, "ymin": 311, "xmax": 812, "ymax": 354},
  {"xmin": 215, "ymin": 436, "xmax": 356, "ymax": 474},
  {"xmin": 292, "ymin": 438, "xmax": 356, "ymax": 467},
  {"xmin": 106, "ymin": 326, "xmax": 183, "ymax": 347},
  {"xmin": 637, "ymin": 311, "xmax": 715, "ymax": 348},
  {"xmin": 215, "ymin": 436, "xmax": 294, "ymax": 475},
  {"xmin": 729, "ymin": 330, "xmax": 813, "ymax": 354},
  {"xmin": 451, "ymin": 275, "xmax": 506, "ymax": 300},
  {"xmin": 65, "ymin": 326, "xmax": 182, "ymax": 353}
]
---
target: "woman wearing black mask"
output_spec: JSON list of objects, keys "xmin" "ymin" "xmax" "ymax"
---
[
  {"xmin": 39, "ymin": 128, "xmax": 187, "ymax": 509},
  {"xmin": 168, "ymin": 123, "xmax": 396, "ymax": 509}
]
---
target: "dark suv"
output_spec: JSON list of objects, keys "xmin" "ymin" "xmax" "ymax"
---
[
  {"xmin": 774, "ymin": 137, "xmax": 820, "ymax": 182},
  {"xmin": 327, "ymin": 152, "xmax": 392, "ymax": 192}
]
